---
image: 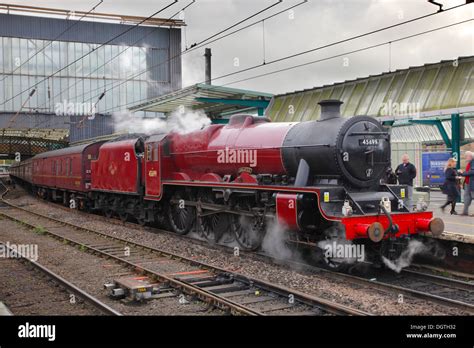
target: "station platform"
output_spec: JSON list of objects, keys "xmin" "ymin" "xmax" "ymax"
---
[
  {"xmin": 0, "ymin": 301, "xmax": 13, "ymax": 315},
  {"xmin": 428, "ymin": 191, "xmax": 474, "ymax": 244}
]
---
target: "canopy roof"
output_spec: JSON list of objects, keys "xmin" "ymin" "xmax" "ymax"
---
[
  {"xmin": 266, "ymin": 56, "xmax": 474, "ymax": 122},
  {"xmin": 129, "ymin": 83, "xmax": 273, "ymax": 118}
]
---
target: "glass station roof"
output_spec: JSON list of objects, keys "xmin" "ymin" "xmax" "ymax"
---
[{"xmin": 266, "ymin": 56, "xmax": 474, "ymax": 122}]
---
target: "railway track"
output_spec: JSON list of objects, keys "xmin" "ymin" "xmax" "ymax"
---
[
  {"xmin": 0, "ymin": 185, "xmax": 367, "ymax": 316},
  {"xmin": 0, "ymin": 241, "xmax": 121, "ymax": 316},
  {"xmin": 3, "ymin": 184, "xmax": 474, "ymax": 314},
  {"xmin": 371, "ymin": 268, "xmax": 474, "ymax": 306}
]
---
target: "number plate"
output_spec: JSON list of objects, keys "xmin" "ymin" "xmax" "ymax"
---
[{"xmin": 359, "ymin": 139, "xmax": 379, "ymax": 146}]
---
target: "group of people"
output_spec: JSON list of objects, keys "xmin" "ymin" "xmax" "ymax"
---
[
  {"xmin": 386, "ymin": 152, "xmax": 473, "ymax": 216},
  {"xmin": 440, "ymin": 151, "xmax": 473, "ymax": 216}
]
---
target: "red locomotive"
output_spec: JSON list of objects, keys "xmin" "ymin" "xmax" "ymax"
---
[{"xmin": 10, "ymin": 100, "xmax": 444, "ymax": 265}]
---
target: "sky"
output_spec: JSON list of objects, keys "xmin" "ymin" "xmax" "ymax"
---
[{"xmin": 2, "ymin": 0, "xmax": 473, "ymax": 95}]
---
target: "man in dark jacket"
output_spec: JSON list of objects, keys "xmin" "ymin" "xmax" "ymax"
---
[
  {"xmin": 460, "ymin": 151, "xmax": 473, "ymax": 216},
  {"xmin": 395, "ymin": 154, "xmax": 417, "ymax": 209}
]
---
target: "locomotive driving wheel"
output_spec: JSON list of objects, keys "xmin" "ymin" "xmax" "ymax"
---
[
  {"xmin": 118, "ymin": 212, "xmax": 129, "ymax": 222},
  {"xmin": 230, "ymin": 199, "xmax": 266, "ymax": 251},
  {"xmin": 118, "ymin": 201, "xmax": 133, "ymax": 222},
  {"xmin": 104, "ymin": 209, "xmax": 114, "ymax": 218},
  {"xmin": 167, "ymin": 191, "xmax": 195, "ymax": 235},
  {"xmin": 197, "ymin": 189, "xmax": 231, "ymax": 244}
]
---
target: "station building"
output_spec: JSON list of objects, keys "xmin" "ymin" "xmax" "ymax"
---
[{"xmin": 0, "ymin": 4, "xmax": 184, "ymax": 152}]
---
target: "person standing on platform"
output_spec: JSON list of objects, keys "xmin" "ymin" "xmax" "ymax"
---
[
  {"xmin": 440, "ymin": 158, "xmax": 461, "ymax": 215},
  {"xmin": 460, "ymin": 151, "xmax": 473, "ymax": 216},
  {"xmin": 395, "ymin": 154, "xmax": 417, "ymax": 210}
]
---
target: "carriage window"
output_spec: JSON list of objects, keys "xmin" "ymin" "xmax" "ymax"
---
[
  {"xmin": 65, "ymin": 159, "xmax": 69, "ymax": 176},
  {"xmin": 135, "ymin": 138, "xmax": 145, "ymax": 157},
  {"xmin": 70, "ymin": 159, "xmax": 73, "ymax": 175},
  {"xmin": 153, "ymin": 143, "xmax": 159, "ymax": 161},
  {"xmin": 146, "ymin": 144, "xmax": 152, "ymax": 161},
  {"xmin": 51, "ymin": 161, "xmax": 55, "ymax": 174},
  {"xmin": 162, "ymin": 138, "xmax": 170, "ymax": 157}
]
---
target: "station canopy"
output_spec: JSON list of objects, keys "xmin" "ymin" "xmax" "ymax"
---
[
  {"xmin": 265, "ymin": 56, "xmax": 474, "ymax": 144},
  {"xmin": 390, "ymin": 117, "xmax": 474, "ymax": 144},
  {"xmin": 129, "ymin": 83, "xmax": 273, "ymax": 118}
]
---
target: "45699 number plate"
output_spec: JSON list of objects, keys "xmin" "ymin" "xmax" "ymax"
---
[{"xmin": 359, "ymin": 139, "xmax": 379, "ymax": 146}]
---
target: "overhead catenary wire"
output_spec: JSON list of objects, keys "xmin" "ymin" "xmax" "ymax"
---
[
  {"xmin": 31, "ymin": 0, "xmax": 283, "ymax": 131},
  {"xmin": 202, "ymin": 5, "xmax": 472, "ymax": 84},
  {"xmin": 35, "ymin": 0, "xmax": 197, "ymax": 113},
  {"xmin": 29, "ymin": 0, "xmax": 284, "ymax": 132},
  {"xmin": 102, "ymin": 18, "xmax": 472, "ymax": 113},
  {"xmin": 218, "ymin": 19, "xmax": 472, "ymax": 87},
  {"xmin": 28, "ymin": 0, "xmax": 198, "ymax": 131},
  {"xmin": 0, "ymin": 0, "xmax": 179, "ymax": 107},
  {"xmin": 98, "ymin": 2, "xmax": 472, "ymax": 113},
  {"xmin": 36, "ymin": 0, "xmax": 285, "ymax": 111},
  {"xmin": 4, "ymin": 0, "xmax": 105, "ymax": 129},
  {"xmin": 37, "ymin": 0, "xmax": 304, "ymax": 111},
  {"xmin": 187, "ymin": 0, "xmax": 282, "ymax": 49},
  {"xmin": 0, "ymin": 0, "xmax": 104, "ymax": 84}
]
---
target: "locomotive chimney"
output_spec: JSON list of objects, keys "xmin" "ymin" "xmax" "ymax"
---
[
  {"xmin": 204, "ymin": 48, "xmax": 212, "ymax": 85},
  {"xmin": 318, "ymin": 99, "xmax": 343, "ymax": 121}
]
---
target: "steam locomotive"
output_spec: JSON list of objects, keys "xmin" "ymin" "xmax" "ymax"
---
[{"xmin": 10, "ymin": 100, "xmax": 444, "ymax": 265}]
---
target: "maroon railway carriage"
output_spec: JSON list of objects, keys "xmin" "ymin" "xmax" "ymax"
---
[
  {"xmin": 8, "ymin": 158, "xmax": 33, "ymax": 184},
  {"xmin": 9, "ymin": 100, "xmax": 444, "ymax": 265},
  {"xmin": 10, "ymin": 142, "xmax": 105, "ymax": 206}
]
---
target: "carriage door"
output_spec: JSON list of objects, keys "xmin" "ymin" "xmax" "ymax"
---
[{"xmin": 144, "ymin": 140, "xmax": 162, "ymax": 199}]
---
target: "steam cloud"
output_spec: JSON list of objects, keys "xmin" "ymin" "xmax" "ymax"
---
[
  {"xmin": 112, "ymin": 108, "xmax": 211, "ymax": 135},
  {"xmin": 262, "ymin": 221, "xmax": 293, "ymax": 261},
  {"xmin": 381, "ymin": 239, "xmax": 428, "ymax": 273}
]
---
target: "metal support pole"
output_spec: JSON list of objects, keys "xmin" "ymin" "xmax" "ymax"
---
[
  {"xmin": 451, "ymin": 113, "xmax": 461, "ymax": 169},
  {"xmin": 451, "ymin": 113, "xmax": 461, "ymax": 203}
]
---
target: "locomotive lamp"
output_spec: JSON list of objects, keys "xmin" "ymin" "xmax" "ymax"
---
[
  {"xmin": 341, "ymin": 200, "xmax": 353, "ymax": 216},
  {"xmin": 380, "ymin": 197, "xmax": 391, "ymax": 213}
]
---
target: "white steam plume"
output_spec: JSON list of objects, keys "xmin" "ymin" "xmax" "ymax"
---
[
  {"xmin": 262, "ymin": 221, "xmax": 293, "ymax": 261},
  {"xmin": 382, "ymin": 239, "xmax": 429, "ymax": 273},
  {"xmin": 112, "ymin": 108, "xmax": 211, "ymax": 135}
]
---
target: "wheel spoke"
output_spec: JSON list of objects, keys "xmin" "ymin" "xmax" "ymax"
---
[
  {"xmin": 168, "ymin": 192, "xmax": 194, "ymax": 235},
  {"xmin": 231, "ymin": 202, "xmax": 264, "ymax": 251}
]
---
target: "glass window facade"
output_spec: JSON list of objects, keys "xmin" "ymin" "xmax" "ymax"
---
[{"xmin": 0, "ymin": 37, "xmax": 167, "ymax": 114}]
